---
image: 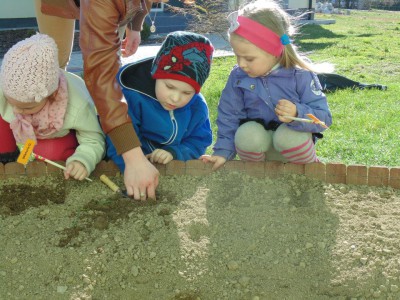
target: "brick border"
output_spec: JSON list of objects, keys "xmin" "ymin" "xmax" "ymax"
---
[{"xmin": 1, "ymin": 160, "xmax": 399, "ymax": 190}]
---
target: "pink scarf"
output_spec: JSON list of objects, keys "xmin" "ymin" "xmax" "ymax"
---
[{"xmin": 10, "ymin": 71, "xmax": 68, "ymax": 144}]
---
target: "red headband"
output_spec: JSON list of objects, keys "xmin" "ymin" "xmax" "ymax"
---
[{"xmin": 230, "ymin": 15, "xmax": 289, "ymax": 57}]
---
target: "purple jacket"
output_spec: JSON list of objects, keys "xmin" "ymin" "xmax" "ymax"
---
[{"xmin": 213, "ymin": 65, "xmax": 332, "ymax": 159}]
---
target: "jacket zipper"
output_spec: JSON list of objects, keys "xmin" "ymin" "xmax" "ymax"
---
[
  {"xmin": 146, "ymin": 110, "xmax": 177, "ymax": 151},
  {"xmin": 163, "ymin": 110, "xmax": 178, "ymax": 145},
  {"xmin": 262, "ymin": 77, "xmax": 275, "ymax": 110}
]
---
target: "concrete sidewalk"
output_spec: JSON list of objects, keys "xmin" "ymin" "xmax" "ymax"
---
[
  {"xmin": 67, "ymin": 34, "xmax": 233, "ymax": 74},
  {"xmin": 0, "ymin": 33, "xmax": 233, "ymax": 74}
]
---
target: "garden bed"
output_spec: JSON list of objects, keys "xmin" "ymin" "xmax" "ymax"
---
[{"xmin": 1, "ymin": 160, "xmax": 400, "ymax": 299}]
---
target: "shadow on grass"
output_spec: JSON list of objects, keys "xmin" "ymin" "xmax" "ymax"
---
[
  {"xmin": 299, "ymin": 24, "xmax": 344, "ymax": 39},
  {"xmin": 355, "ymin": 33, "xmax": 377, "ymax": 38},
  {"xmin": 297, "ymin": 42, "xmax": 336, "ymax": 52},
  {"xmin": 296, "ymin": 27, "xmax": 380, "ymax": 52},
  {"xmin": 295, "ymin": 24, "xmax": 343, "ymax": 51}
]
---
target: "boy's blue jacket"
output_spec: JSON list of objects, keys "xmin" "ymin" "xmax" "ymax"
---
[{"xmin": 106, "ymin": 58, "xmax": 212, "ymax": 172}]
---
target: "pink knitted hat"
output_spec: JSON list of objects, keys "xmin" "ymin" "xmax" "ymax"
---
[{"xmin": 0, "ymin": 33, "xmax": 59, "ymax": 103}]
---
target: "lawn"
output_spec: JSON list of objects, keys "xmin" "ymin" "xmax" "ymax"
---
[{"xmin": 201, "ymin": 9, "xmax": 400, "ymax": 167}]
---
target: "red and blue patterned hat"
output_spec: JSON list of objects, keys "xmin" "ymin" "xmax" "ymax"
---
[{"xmin": 151, "ymin": 31, "xmax": 214, "ymax": 93}]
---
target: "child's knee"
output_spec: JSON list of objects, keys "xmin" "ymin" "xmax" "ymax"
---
[
  {"xmin": 273, "ymin": 124, "xmax": 312, "ymax": 151},
  {"xmin": 234, "ymin": 121, "xmax": 272, "ymax": 152}
]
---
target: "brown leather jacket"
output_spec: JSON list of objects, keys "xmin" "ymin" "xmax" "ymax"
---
[{"xmin": 40, "ymin": 0, "xmax": 153, "ymax": 154}]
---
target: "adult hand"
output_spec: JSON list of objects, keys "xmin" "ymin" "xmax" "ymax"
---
[
  {"xmin": 122, "ymin": 147, "xmax": 159, "ymax": 201},
  {"xmin": 121, "ymin": 29, "xmax": 141, "ymax": 57},
  {"xmin": 64, "ymin": 161, "xmax": 88, "ymax": 181},
  {"xmin": 200, "ymin": 155, "xmax": 227, "ymax": 171},
  {"xmin": 275, "ymin": 99, "xmax": 297, "ymax": 123},
  {"xmin": 146, "ymin": 149, "xmax": 173, "ymax": 164}
]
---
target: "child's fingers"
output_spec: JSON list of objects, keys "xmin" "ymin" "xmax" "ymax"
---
[
  {"xmin": 74, "ymin": 168, "xmax": 88, "ymax": 181},
  {"xmin": 146, "ymin": 153, "xmax": 153, "ymax": 162},
  {"xmin": 199, "ymin": 155, "xmax": 226, "ymax": 171},
  {"xmin": 147, "ymin": 151, "xmax": 162, "ymax": 163},
  {"xmin": 154, "ymin": 150, "xmax": 164, "ymax": 162},
  {"xmin": 276, "ymin": 101, "xmax": 297, "ymax": 120},
  {"xmin": 158, "ymin": 152, "xmax": 172, "ymax": 164},
  {"xmin": 200, "ymin": 155, "xmax": 223, "ymax": 170},
  {"xmin": 277, "ymin": 99, "xmax": 291, "ymax": 107},
  {"xmin": 67, "ymin": 164, "xmax": 79, "ymax": 179},
  {"xmin": 212, "ymin": 160, "xmax": 225, "ymax": 171},
  {"xmin": 157, "ymin": 152, "xmax": 166, "ymax": 164},
  {"xmin": 64, "ymin": 163, "xmax": 74, "ymax": 179},
  {"xmin": 162, "ymin": 155, "xmax": 173, "ymax": 164},
  {"xmin": 65, "ymin": 162, "xmax": 88, "ymax": 181},
  {"xmin": 200, "ymin": 155, "xmax": 213, "ymax": 163},
  {"xmin": 150, "ymin": 150, "xmax": 162, "ymax": 163},
  {"xmin": 150, "ymin": 149, "xmax": 172, "ymax": 164},
  {"xmin": 278, "ymin": 115, "xmax": 293, "ymax": 123}
]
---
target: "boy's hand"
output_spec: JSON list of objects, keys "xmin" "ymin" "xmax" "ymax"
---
[
  {"xmin": 146, "ymin": 149, "xmax": 173, "ymax": 164},
  {"xmin": 64, "ymin": 161, "xmax": 88, "ymax": 181},
  {"xmin": 275, "ymin": 99, "xmax": 297, "ymax": 123},
  {"xmin": 200, "ymin": 155, "xmax": 226, "ymax": 171}
]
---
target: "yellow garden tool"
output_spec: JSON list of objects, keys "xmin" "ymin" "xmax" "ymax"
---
[
  {"xmin": 282, "ymin": 113, "xmax": 328, "ymax": 129},
  {"xmin": 17, "ymin": 139, "xmax": 92, "ymax": 181}
]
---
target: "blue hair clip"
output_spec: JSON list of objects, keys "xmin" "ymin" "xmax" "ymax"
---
[{"xmin": 280, "ymin": 34, "xmax": 291, "ymax": 46}]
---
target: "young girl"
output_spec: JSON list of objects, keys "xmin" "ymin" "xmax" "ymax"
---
[
  {"xmin": 0, "ymin": 33, "xmax": 105, "ymax": 180},
  {"xmin": 201, "ymin": 0, "xmax": 332, "ymax": 170}
]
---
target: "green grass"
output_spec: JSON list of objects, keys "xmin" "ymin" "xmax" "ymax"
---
[{"xmin": 201, "ymin": 9, "xmax": 400, "ymax": 167}]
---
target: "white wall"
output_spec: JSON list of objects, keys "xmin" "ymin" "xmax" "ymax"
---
[
  {"xmin": 229, "ymin": 0, "xmax": 315, "ymax": 10},
  {"xmin": 288, "ymin": 0, "xmax": 316, "ymax": 9},
  {"xmin": 0, "ymin": 0, "xmax": 35, "ymax": 19}
]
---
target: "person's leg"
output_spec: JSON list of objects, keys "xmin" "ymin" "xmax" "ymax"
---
[
  {"xmin": 234, "ymin": 121, "xmax": 272, "ymax": 161},
  {"xmin": 264, "ymin": 145, "xmax": 288, "ymax": 162},
  {"xmin": 34, "ymin": 0, "xmax": 75, "ymax": 69},
  {"xmin": 0, "ymin": 115, "xmax": 17, "ymax": 153},
  {"xmin": 0, "ymin": 115, "xmax": 19, "ymax": 163},
  {"xmin": 273, "ymin": 124, "xmax": 318, "ymax": 164},
  {"xmin": 35, "ymin": 131, "xmax": 78, "ymax": 161}
]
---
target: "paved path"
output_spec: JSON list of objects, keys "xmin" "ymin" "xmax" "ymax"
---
[
  {"xmin": 68, "ymin": 34, "xmax": 233, "ymax": 74},
  {"xmin": 1, "ymin": 19, "xmax": 335, "ymax": 72},
  {"xmin": 0, "ymin": 33, "xmax": 233, "ymax": 74}
]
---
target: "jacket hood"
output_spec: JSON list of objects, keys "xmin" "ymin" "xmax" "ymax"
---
[{"xmin": 118, "ymin": 57, "xmax": 157, "ymax": 99}]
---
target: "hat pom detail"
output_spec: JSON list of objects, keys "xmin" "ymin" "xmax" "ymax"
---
[{"xmin": 29, "ymin": 83, "xmax": 49, "ymax": 102}]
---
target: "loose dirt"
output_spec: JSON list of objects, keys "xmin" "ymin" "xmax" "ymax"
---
[{"xmin": 1, "ymin": 171, "xmax": 400, "ymax": 299}]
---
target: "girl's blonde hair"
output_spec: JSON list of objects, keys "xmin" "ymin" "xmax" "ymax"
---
[{"xmin": 238, "ymin": 0, "xmax": 332, "ymax": 73}]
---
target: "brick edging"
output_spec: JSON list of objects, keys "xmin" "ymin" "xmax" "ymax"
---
[{"xmin": 1, "ymin": 160, "xmax": 399, "ymax": 190}]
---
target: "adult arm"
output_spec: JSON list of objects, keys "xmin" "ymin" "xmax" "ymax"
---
[
  {"xmin": 79, "ymin": 0, "xmax": 158, "ymax": 200},
  {"xmin": 122, "ymin": 0, "xmax": 153, "ymax": 57}
]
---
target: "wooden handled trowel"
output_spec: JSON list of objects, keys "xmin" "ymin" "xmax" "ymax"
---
[{"xmin": 100, "ymin": 174, "xmax": 130, "ymax": 198}]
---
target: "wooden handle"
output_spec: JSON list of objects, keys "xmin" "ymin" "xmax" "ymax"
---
[{"xmin": 100, "ymin": 174, "xmax": 120, "ymax": 193}]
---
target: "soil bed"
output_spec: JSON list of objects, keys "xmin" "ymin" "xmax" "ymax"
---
[{"xmin": 1, "ymin": 172, "xmax": 400, "ymax": 299}]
